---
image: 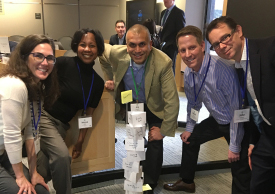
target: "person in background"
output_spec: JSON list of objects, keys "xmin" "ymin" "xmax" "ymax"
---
[
  {"xmin": 164, "ymin": 26, "xmax": 251, "ymax": 194},
  {"xmin": 159, "ymin": 0, "xmax": 185, "ymax": 73},
  {"xmin": 206, "ymin": 15, "xmax": 275, "ymax": 194},
  {"xmin": 38, "ymin": 28, "xmax": 105, "ymax": 194},
  {"xmin": 0, "ymin": 34, "xmax": 59, "ymax": 194},
  {"xmin": 143, "ymin": 18, "xmax": 161, "ymax": 49},
  {"xmin": 109, "ymin": 20, "xmax": 126, "ymax": 45}
]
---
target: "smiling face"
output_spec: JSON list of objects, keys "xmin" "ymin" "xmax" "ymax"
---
[
  {"xmin": 126, "ymin": 30, "xmax": 152, "ymax": 64},
  {"xmin": 115, "ymin": 22, "xmax": 126, "ymax": 39},
  {"xmin": 27, "ymin": 43, "xmax": 54, "ymax": 82},
  {"xmin": 178, "ymin": 35, "xmax": 205, "ymax": 72},
  {"xmin": 77, "ymin": 32, "xmax": 98, "ymax": 64},
  {"xmin": 208, "ymin": 23, "xmax": 244, "ymax": 62},
  {"xmin": 163, "ymin": 0, "xmax": 175, "ymax": 9}
]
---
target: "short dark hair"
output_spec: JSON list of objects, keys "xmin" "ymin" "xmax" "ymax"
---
[
  {"xmin": 206, "ymin": 16, "xmax": 238, "ymax": 42},
  {"xmin": 71, "ymin": 28, "xmax": 105, "ymax": 56},
  {"xmin": 115, "ymin": 20, "xmax": 125, "ymax": 27},
  {"xmin": 142, "ymin": 18, "xmax": 156, "ymax": 35},
  {"xmin": 0, "ymin": 34, "xmax": 59, "ymax": 108},
  {"xmin": 176, "ymin": 25, "xmax": 203, "ymax": 46}
]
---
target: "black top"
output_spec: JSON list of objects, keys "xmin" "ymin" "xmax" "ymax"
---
[{"xmin": 45, "ymin": 56, "xmax": 104, "ymax": 124}]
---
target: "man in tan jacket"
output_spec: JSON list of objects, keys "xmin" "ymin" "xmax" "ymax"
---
[{"xmin": 99, "ymin": 24, "xmax": 179, "ymax": 193}]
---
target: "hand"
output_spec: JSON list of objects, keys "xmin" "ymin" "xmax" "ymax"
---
[
  {"xmin": 180, "ymin": 131, "xmax": 191, "ymax": 144},
  {"xmin": 248, "ymin": 144, "xmax": 254, "ymax": 170},
  {"xmin": 105, "ymin": 80, "xmax": 115, "ymax": 90},
  {"xmin": 148, "ymin": 126, "xmax": 164, "ymax": 142},
  {"xmin": 16, "ymin": 175, "xmax": 36, "ymax": 194},
  {"xmin": 31, "ymin": 171, "xmax": 49, "ymax": 191},
  {"xmin": 228, "ymin": 150, "xmax": 240, "ymax": 163},
  {"xmin": 72, "ymin": 141, "xmax": 83, "ymax": 159}
]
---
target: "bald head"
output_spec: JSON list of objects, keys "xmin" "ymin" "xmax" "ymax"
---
[{"xmin": 126, "ymin": 24, "xmax": 151, "ymax": 43}]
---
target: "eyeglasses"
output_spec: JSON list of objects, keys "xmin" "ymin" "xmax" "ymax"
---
[
  {"xmin": 29, "ymin": 52, "xmax": 56, "ymax": 65},
  {"xmin": 210, "ymin": 30, "xmax": 235, "ymax": 51}
]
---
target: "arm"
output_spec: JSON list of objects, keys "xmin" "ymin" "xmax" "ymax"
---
[
  {"xmin": 72, "ymin": 108, "xmax": 95, "ymax": 159},
  {"xmin": 158, "ymin": 61, "xmax": 180, "ymax": 137},
  {"xmin": 183, "ymin": 72, "xmax": 202, "ymax": 143},
  {"xmin": 222, "ymin": 68, "xmax": 244, "ymax": 162},
  {"xmin": 175, "ymin": 9, "xmax": 186, "ymax": 33},
  {"xmin": 99, "ymin": 43, "xmax": 114, "ymax": 82},
  {"xmin": 25, "ymin": 139, "xmax": 49, "ymax": 190}
]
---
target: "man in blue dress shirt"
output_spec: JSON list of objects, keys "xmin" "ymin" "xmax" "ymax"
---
[{"xmin": 164, "ymin": 26, "xmax": 251, "ymax": 193}]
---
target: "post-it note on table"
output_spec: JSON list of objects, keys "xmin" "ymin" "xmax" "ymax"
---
[
  {"xmin": 143, "ymin": 184, "xmax": 152, "ymax": 191},
  {"xmin": 121, "ymin": 90, "xmax": 133, "ymax": 104}
]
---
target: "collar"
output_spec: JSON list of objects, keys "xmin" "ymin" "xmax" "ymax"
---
[
  {"xmin": 118, "ymin": 34, "xmax": 125, "ymax": 40},
  {"xmin": 130, "ymin": 59, "xmax": 146, "ymax": 70},
  {"xmin": 167, "ymin": 4, "xmax": 175, "ymax": 12},
  {"xmin": 235, "ymin": 38, "xmax": 248, "ymax": 69}
]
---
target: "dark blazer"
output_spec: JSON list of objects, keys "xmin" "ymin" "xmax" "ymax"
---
[
  {"xmin": 109, "ymin": 34, "xmax": 126, "ymax": 46},
  {"xmin": 160, "ymin": 6, "xmax": 185, "ymax": 58},
  {"xmin": 248, "ymin": 36, "xmax": 275, "ymax": 127}
]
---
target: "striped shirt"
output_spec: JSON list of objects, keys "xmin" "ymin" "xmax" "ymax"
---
[{"xmin": 184, "ymin": 53, "xmax": 244, "ymax": 153}]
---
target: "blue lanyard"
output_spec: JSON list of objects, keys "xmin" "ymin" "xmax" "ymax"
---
[
  {"xmin": 30, "ymin": 99, "xmax": 41, "ymax": 138},
  {"xmin": 76, "ymin": 63, "xmax": 94, "ymax": 116},
  {"xmin": 193, "ymin": 56, "xmax": 211, "ymax": 103},
  {"xmin": 240, "ymin": 38, "xmax": 249, "ymax": 108}
]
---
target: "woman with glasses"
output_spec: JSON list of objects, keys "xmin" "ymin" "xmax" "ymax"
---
[
  {"xmin": 0, "ymin": 35, "xmax": 59, "ymax": 194},
  {"xmin": 38, "ymin": 29, "xmax": 105, "ymax": 194}
]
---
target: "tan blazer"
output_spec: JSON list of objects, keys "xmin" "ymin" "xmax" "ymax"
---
[{"xmin": 99, "ymin": 43, "xmax": 179, "ymax": 137}]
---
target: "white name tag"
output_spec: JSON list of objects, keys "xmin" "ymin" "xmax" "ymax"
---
[
  {"xmin": 78, "ymin": 116, "xmax": 92, "ymax": 129},
  {"xmin": 131, "ymin": 103, "xmax": 144, "ymax": 112},
  {"xmin": 234, "ymin": 108, "xmax": 250, "ymax": 123},
  {"xmin": 190, "ymin": 108, "xmax": 199, "ymax": 122},
  {"xmin": 34, "ymin": 137, "xmax": 40, "ymax": 154}
]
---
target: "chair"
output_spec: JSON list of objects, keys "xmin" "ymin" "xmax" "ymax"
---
[
  {"xmin": 63, "ymin": 50, "xmax": 77, "ymax": 57},
  {"xmin": 58, "ymin": 36, "xmax": 73, "ymax": 50},
  {"xmin": 8, "ymin": 35, "xmax": 25, "ymax": 43}
]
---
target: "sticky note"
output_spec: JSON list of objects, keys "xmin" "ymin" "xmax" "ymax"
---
[
  {"xmin": 143, "ymin": 184, "xmax": 152, "ymax": 191},
  {"xmin": 121, "ymin": 90, "xmax": 133, "ymax": 104}
]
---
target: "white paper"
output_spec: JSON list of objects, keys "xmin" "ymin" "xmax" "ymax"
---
[
  {"xmin": 0, "ymin": 37, "xmax": 10, "ymax": 54},
  {"xmin": 190, "ymin": 108, "xmax": 199, "ymax": 122},
  {"xmin": 126, "ymin": 125, "xmax": 146, "ymax": 140},
  {"xmin": 234, "ymin": 108, "xmax": 250, "ymax": 123},
  {"xmin": 129, "ymin": 167, "xmax": 143, "ymax": 183},
  {"xmin": 124, "ymin": 178, "xmax": 143, "ymax": 192},
  {"xmin": 122, "ymin": 158, "xmax": 140, "ymax": 173},
  {"xmin": 127, "ymin": 150, "xmax": 145, "ymax": 162},
  {"xmin": 34, "ymin": 138, "xmax": 40, "ymax": 154},
  {"xmin": 78, "ymin": 116, "xmax": 92, "ymax": 129},
  {"xmin": 128, "ymin": 111, "xmax": 146, "ymax": 127},
  {"xmin": 131, "ymin": 103, "xmax": 144, "ymax": 112},
  {"xmin": 125, "ymin": 138, "xmax": 144, "ymax": 151}
]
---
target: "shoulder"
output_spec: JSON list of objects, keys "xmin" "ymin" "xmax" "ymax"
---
[
  {"xmin": 151, "ymin": 48, "xmax": 172, "ymax": 66},
  {"xmin": 249, "ymin": 36, "xmax": 275, "ymax": 53},
  {"xmin": 211, "ymin": 55, "xmax": 236, "ymax": 77},
  {"xmin": 172, "ymin": 6, "xmax": 185, "ymax": 14},
  {"xmin": 110, "ymin": 34, "xmax": 117, "ymax": 40},
  {"xmin": 56, "ymin": 56, "xmax": 76, "ymax": 68},
  {"xmin": 0, "ymin": 76, "xmax": 28, "ymax": 102}
]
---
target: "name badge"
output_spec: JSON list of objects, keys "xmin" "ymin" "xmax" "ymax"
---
[
  {"xmin": 78, "ymin": 116, "xmax": 92, "ymax": 129},
  {"xmin": 190, "ymin": 108, "xmax": 199, "ymax": 122},
  {"xmin": 234, "ymin": 108, "xmax": 250, "ymax": 123},
  {"xmin": 34, "ymin": 137, "xmax": 40, "ymax": 154},
  {"xmin": 131, "ymin": 103, "xmax": 144, "ymax": 112}
]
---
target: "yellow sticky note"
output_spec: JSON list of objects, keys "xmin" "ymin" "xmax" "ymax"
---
[
  {"xmin": 143, "ymin": 184, "xmax": 152, "ymax": 191},
  {"xmin": 121, "ymin": 90, "xmax": 133, "ymax": 104}
]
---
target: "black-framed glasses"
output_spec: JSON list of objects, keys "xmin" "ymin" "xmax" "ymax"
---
[
  {"xmin": 29, "ymin": 52, "xmax": 56, "ymax": 65},
  {"xmin": 210, "ymin": 29, "xmax": 235, "ymax": 51}
]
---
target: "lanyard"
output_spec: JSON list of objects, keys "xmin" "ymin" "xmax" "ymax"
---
[
  {"xmin": 240, "ymin": 38, "xmax": 249, "ymax": 108},
  {"xmin": 76, "ymin": 63, "xmax": 94, "ymax": 116},
  {"xmin": 193, "ymin": 56, "xmax": 211, "ymax": 103},
  {"xmin": 30, "ymin": 99, "xmax": 41, "ymax": 138},
  {"xmin": 130, "ymin": 55, "xmax": 150, "ymax": 102}
]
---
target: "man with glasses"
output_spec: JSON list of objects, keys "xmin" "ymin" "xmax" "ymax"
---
[
  {"xmin": 206, "ymin": 16, "xmax": 275, "ymax": 194},
  {"xmin": 163, "ymin": 25, "xmax": 251, "ymax": 194}
]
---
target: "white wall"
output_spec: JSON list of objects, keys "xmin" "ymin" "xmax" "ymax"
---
[{"xmin": 185, "ymin": 0, "xmax": 206, "ymax": 30}]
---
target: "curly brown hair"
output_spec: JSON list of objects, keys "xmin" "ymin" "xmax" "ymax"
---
[{"xmin": 0, "ymin": 34, "xmax": 59, "ymax": 109}]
